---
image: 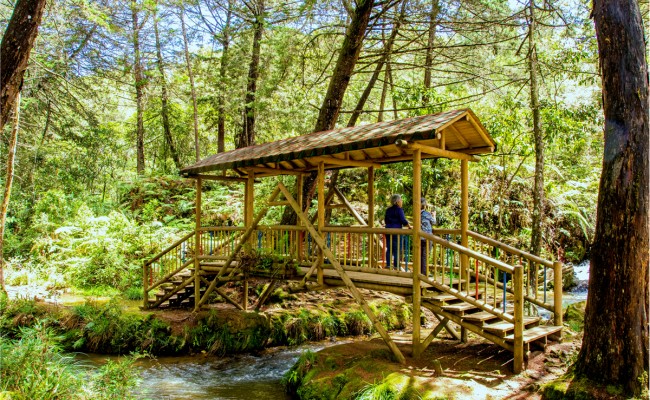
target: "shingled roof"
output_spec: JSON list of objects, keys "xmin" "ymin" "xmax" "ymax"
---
[{"xmin": 181, "ymin": 108, "xmax": 496, "ymax": 176}]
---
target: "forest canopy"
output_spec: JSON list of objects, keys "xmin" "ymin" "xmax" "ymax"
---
[{"xmin": 0, "ymin": 0, "xmax": 604, "ymax": 291}]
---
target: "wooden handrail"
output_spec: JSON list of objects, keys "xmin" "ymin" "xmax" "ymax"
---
[
  {"xmin": 199, "ymin": 226, "xmax": 245, "ymax": 232},
  {"xmin": 421, "ymin": 231, "xmax": 515, "ymax": 274},
  {"xmin": 467, "ymin": 230, "xmax": 554, "ymax": 268},
  {"xmin": 322, "ymin": 226, "xmax": 413, "ymax": 235},
  {"xmin": 144, "ymin": 230, "xmax": 195, "ymax": 266}
]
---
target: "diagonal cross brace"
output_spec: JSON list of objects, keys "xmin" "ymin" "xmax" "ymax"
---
[{"xmin": 277, "ymin": 180, "xmax": 406, "ymax": 364}]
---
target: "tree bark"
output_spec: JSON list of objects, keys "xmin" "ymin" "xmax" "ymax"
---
[
  {"xmin": 423, "ymin": 0, "xmax": 440, "ymax": 101},
  {"xmin": 574, "ymin": 0, "xmax": 649, "ymax": 396},
  {"xmin": 179, "ymin": 3, "xmax": 201, "ymax": 161},
  {"xmin": 217, "ymin": 3, "xmax": 233, "ymax": 154},
  {"xmin": 528, "ymin": 0, "xmax": 544, "ymax": 256},
  {"xmin": 347, "ymin": 0, "xmax": 405, "ymax": 127},
  {"xmin": 280, "ymin": 0, "xmax": 375, "ymax": 225},
  {"xmin": 154, "ymin": 5, "xmax": 181, "ymax": 171},
  {"xmin": 132, "ymin": 0, "xmax": 146, "ymax": 175},
  {"xmin": 237, "ymin": 0, "xmax": 264, "ymax": 149},
  {"xmin": 0, "ymin": 0, "xmax": 47, "ymax": 132},
  {"xmin": 0, "ymin": 95, "xmax": 20, "ymax": 295}
]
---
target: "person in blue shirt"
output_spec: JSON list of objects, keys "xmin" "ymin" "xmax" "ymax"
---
[
  {"xmin": 384, "ymin": 194, "xmax": 411, "ymax": 270},
  {"xmin": 420, "ymin": 197, "xmax": 437, "ymax": 275}
]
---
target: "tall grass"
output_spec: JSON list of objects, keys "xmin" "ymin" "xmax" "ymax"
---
[{"xmin": 0, "ymin": 325, "xmax": 139, "ymax": 399}]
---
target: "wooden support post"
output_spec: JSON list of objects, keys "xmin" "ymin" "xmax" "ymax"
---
[
  {"xmin": 461, "ymin": 160, "xmax": 469, "ymax": 289},
  {"xmin": 255, "ymin": 280, "xmax": 277, "ymax": 310},
  {"xmin": 246, "ymin": 173, "xmax": 255, "ymax": 244},
  {"xmin": 513, "ymin": 264, "xmax": 525, "ymax": 373},
  {"xmin": 553, "ymin": 261, "xmax": 563, "ymax": 327},
  {"xmin": 368, "ymin": 166, "xmax": 375, "ymax": 267},
  {"xmin": 413, "ymin": 149, "xmax": 422, "ymax": 358},
  {"xmin": 297, "ymin": 174, "xmax": 304, "ymax": 260},
  {"xmin": 242, "ymin": 279, "xmax": 248, "ymax": 311},
  {"xmin": 460, "ymin": 326, "xmax": 468, "ymax": 343},
  {"xmin": 194, "ymin": 177, "xmax": 202, "ymax": 311},
  {"xmin": 277, "ymin": 181, "xmax": 406, "ymax": 364},
  {"xmin": 142, "ymin": 261, "xmax": 149, "ymax": 309},
  {"xmin": 317, "ymin": 162, "xmax": 325, "ymax": 286}
]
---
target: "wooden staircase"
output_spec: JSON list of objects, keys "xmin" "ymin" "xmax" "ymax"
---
[
  {"xmin": 421, "ymin": 287, "xmax": 562, "ymax": 356},
  {"xmin": 147, "ymin": 269, "xmax": 206, "ymax": 309}
]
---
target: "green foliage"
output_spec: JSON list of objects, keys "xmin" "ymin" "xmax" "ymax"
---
[{"xmin": 0, "ymin": 325, "xmax": 138, "ymax": 400}]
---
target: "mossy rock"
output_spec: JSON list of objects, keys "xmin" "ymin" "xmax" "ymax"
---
[{"xmin": 563, "ymin": 301, "xmax": 586, "ymax": 332}]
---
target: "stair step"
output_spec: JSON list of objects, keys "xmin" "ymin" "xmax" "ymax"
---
[
  {"xmin": 484, "ymin": 317, "xmax": 541, "ymax": 337},
  {"xmin": 504, "ymin": 325, "xmax": 563, "ymax": 343},
  {"xmin": 462, "ymin": 311, "xmax": 501, "ymax": 323},
  {"xmin": 426, "ymin": 291, "xmax": 480, "ymax": 305},
  {"xmin": 441, "ymin": 302, "xmax": 478, "ymax": 313}
]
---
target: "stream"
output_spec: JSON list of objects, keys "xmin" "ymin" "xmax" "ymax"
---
[{"xmin": 78, "ymin": 341, "xmax": 347, "ymax": 400}]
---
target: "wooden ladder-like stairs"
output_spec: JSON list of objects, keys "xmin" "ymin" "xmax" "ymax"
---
[
  {"xmin": 148, "ymin": 269, "xmax": 207, "ymax": 309},
  {"xmin": 421, "ymin": 288, "xmax": 562, "ymax": 356}
]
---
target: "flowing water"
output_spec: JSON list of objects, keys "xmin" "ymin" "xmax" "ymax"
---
[{"xmin": 79, "ymin": 341, "xmax": 347, "ymax": 399}]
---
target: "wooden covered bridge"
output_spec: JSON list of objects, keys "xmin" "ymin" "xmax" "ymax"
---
[{"xmin": 142, "ymin": 108, "xmax": 563, "ymax": 372}]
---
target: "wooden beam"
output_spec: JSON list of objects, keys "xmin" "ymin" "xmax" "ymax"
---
[
  {"xmin": 513, "ymin": 265, "xmax": 524, "ymax": 373},
  {"xmin": 395, "ymin": 140, "xmax": 479, "ymax": 162},
  {"xmin": 195, "ymin": 177, "xmax": 202, "ymax": 310},
  {"xmin": 447, "ymin": 124, "xmax": 469, "ymax": 148},
  {"xmin": 368, "ymin": 166, "xmax": 375, "ymax": 268},
  {"xmin": 310, "ymin": 156, "xmax": 382, "ymax": 169},
  {"xmin": 412, "ymin": 149, "xmax": 422, "ymax": 358},
  {"xmin": 245, "ymin": 166, "xmax": 307, "ymax": 176},
  {"xmin": 186, "ymin": 174, "xmax": 248, "ymax": 183},
  {"xmin": 317, "ymin": 162, "xmax": 325, "ymax": 286},
  {"xmin": 333, "ymin": 186, "xmax": 367, "ymax": 225},
  {"xmin": 255, "ymin": 280, "xmax": 278, "ymax": 310},
  {"xmin": 465, "ymin": 114, "xmax": 494, "ymax": 149},
  {"xmin": 277, "ymin": 180, "xmax": 406, "ymax": 364},
  {"xmin": 461, "ymin": 160, "xmax": 469, "ymax": 292}
]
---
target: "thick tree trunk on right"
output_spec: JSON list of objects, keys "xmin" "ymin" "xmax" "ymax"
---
[
  {"xmin": 528, "ymin": 0, "xmax": 544, "ymax": 256},
  {"xmin": 279, "ymin": 0, "xmax": 375, "ymax": 225},
  {"xmin": 0, "ymin": 0, "xmax": 47, "ymax": 131},
  {"xmin": 574, "ymin": 0, "xmax": 649, "ymax": 396},
  {"xmin": 131, "ymin": 0, "xmax": 146, "ymax": 174}
]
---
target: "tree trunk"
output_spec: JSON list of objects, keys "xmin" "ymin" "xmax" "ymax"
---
[
  {"xmin": 348, "ymin": 0, "xmax": 405, "ymax": 127},
  {"xmin": 528, "ymin": 0, "xmax": 544, "ymax": 256},
  {"xmin": 422, "ymin": 0, "xmax": 439, "ymax": 101},
  {"xmin": 132, "ymin": 0, "xmax": 146, "ymax": 175},
  {"xmin": 574, "ymin": 0, "xmax": 649, "ymax": 396},
  {"xmin": 280, "ymin": 0, "xmax": 375, "ymax": 225},
  {"xmin": 217, "ymin": 4, "xmax": 233, "ymax": 154},
  {"xmin": 180, "ymin": 3, "xmax": 201, "ymax": 161},
  {"xmin": 0, "ymin": 95, "xmax": 21, "ymax": 295},
  {"xmin": 0, "ymin": 0, "xmax": 47, "ymax": 132},
  {"xmin": 154, "ymin": 5, "xmax": 181, "ymax": 171},
  {"xmin": 237, "ymin": 0, "xmax": 264, "ymax": 149}
]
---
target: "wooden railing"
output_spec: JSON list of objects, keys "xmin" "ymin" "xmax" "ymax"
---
[
  {"xmin": 143, "ymin": 230, "xmax": 195, "ymax": 307},
  {"xmin": 143, "ymin": 226, "xmax": 561, "ymax": 327},
  {"xmin": 466, "ymin": 230, "xmax": 562, "ymax": 322}
]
